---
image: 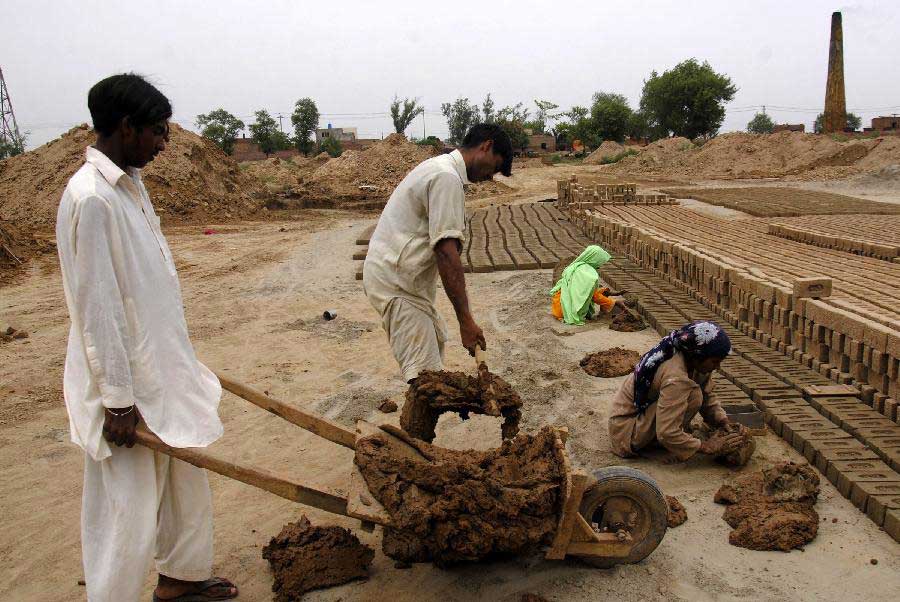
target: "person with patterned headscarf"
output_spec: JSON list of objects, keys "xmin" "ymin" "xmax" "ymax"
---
[
  {"xmin": 607, "ymin": 321, "xmax": 746, "ymax": 463},
  {"xmin": 549, "ymin": 245, "xmax": 620, "ymax": 325}
]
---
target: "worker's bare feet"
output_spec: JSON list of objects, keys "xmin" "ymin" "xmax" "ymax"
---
[{"xmin": 154, "ymin": 574, "xmax": 238, "ymax": 601}]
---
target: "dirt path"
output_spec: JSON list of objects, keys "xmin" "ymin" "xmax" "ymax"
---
[{"xmin": 2, "ymin": 201, "xmax": 898, "ymax": 601}]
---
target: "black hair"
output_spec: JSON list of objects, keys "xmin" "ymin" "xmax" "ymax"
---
[
  {"xmin": 461, "ymin": 123, "xmax": 513, "ymax": 176},
  {"xmin": 88, "ymin": 73, "xmax": 172, "ymax": 136}
]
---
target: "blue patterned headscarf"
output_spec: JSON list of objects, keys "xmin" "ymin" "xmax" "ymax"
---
[{"xmin": 632, "ymin": 321, "xmax": 731, "ymax": 414}]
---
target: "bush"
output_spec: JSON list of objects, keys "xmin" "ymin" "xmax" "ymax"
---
[
  {"xmin": 319, "ymin": 136, "xmax": 342, "ymax": 157},
  {"xmin": 599, "ymin": 148, "xmax": 639, "ymax": 164}
]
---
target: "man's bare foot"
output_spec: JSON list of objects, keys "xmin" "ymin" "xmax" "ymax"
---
[{"xmin": 154, "ymin": 574, "xmax": 238, "ymax": 601}]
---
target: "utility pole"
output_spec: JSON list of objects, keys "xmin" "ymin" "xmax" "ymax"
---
[
  {"xmin": 276, "ymin": 113, "xmax": 285, "ymax": 132},
  {"xmin": 0, "ymin": 66, "xmax": 24, "ymax": 155}
]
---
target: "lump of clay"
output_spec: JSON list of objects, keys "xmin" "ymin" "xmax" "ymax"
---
[
  {"xmin": 354, "ymin": 425, "xmax": 566, "ymax": 567},
  {"xmin": 713, "ymin": 424, "xmax": 756, "ymax": 467},
  {"xmin": 262, "ymin": 516, "xmax": 374, "ymax": 601},
  {"xmin": 666, "ymin": 495, "xmax": 687, "ymax": 528},
  {"xmin": 714, "ymin": 461, "xmax": 820, "ymax": 551},
  {"xmin": 580, "ymin": 347, "xmax": 641, "ymax": 378},
  {"xmin": 377, "ymin": 399, "xmax": 398, "ymax": 413},
  {"xmin": 401, "ymin": 366, "xmax": 522, "ymax": 442}
]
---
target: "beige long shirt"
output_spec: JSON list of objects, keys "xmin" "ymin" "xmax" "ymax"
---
[{"xmin": 608, "ymin": 351, "xmax": 727, "ymax": 461}]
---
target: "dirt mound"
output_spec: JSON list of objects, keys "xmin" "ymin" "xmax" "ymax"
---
[
  {"xmin": 262, "ymin": 516, "xmax": 374, "ymax": 601},
  {"xmin": 580, "ymin": 347, "xmax": 640, "ymax": 377},
  {"xmin": 240, "ymin": 156, "xmax": 319, "ymax": 194},
  {"xmin": 584, "ymin": 141, "xmax": 626, "ymax": 165},
  {"xmin": 0, "ymin": 123, "xmax": 266, "ymax": 233},
  {"xmin": 354, "ymin": 425, "xmax": 566, "ymax": 567},
  {"xmin": 298, "ymin": 133, "xmax": 436, "ymax": 202},
  {"xmin": 714, "ymin": 462, "xmax": 819, "ymax": 551},
  {"xmin": 666, "ymin": 495, "xmax": 687, "ymax": 527},
  {"xmin": 610, "ymin": 307, "xmax": 647, "ymax": 332},
  {"xmin": 465, "ymin": 178, "xmax": 514, "ymax": 200},
  {"xmin": 401, "ymin": 367, "xmax": 523, "ymax": 442}
]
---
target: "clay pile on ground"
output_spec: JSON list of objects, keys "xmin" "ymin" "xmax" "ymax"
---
[
  {"xmin": 713, "ymin": 424, "xmax": 756, "ymax": 467},
  {"xmin": 610, "ymin": 305, "xmax": 647, "ymax": 332},
  {"xmin": 714, "ymin": 461, "xmax": 819, "ymax": 551},
  {"xmin": 298, "ymin": 133, "xmax": 436, "ymax": 202},
  {"xmin": 665, "ymin": 495, "xmax": 687, "ymax": 528},
  {"xmin": 239, "ymin": 155, "xmax": 322, "ymax": 194},
  {"xmin": 601, "ymin": 131, "xmax": 900, "ymax": 181},
  {"xmin": 401, "ymin": 366, "xmax": 523, "ymax": 442},
  {"xmin": 580, "ymin": 347, "xmax": 640, "ymax": 377},
  {"xmin": 354, "ymin": 425, "xmax": 566, "ymax": 567},
  {"xmin": 262, "ymin": 516, "xmax": 374, "ymax": 601},
  {"xmin": 0, "ymin": 123, "xmax": 266, "ymax": 234},
  {"xmin": 583, "ymin": 140, "xmax": 626, "ymax": 165}
]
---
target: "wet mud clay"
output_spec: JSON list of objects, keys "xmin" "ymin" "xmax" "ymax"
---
[
  {"xmin": 714, "ymin": 462, "xmax": 819, "ymax": 551},
  {"xmin": 609, "ymin": 306, "xmax": 647, "ymax": 332},
  {"xmin": 377, "ymin": 399, "xmax": 398, "ymax": 413},
  {"xmin": 261, "ymin": 516, "xmax": 374, "ymax": 601},
  {"xmin": 706, "ymin": 424, "xmax": 756, "ymax": 467},
  {"xmin": 354, "ymin": 425, "xmax": 566, "ymax": 567},
  {"xmin": 580, "ymin": 347, "xmax": 641, "ymax": 377},
  {"xmin": 401, "ymin": 366, "xmax": 523, "ymax": 442},
  {"xmin": 666, "ymin": 495, "xmax": 688, "ymax": 528}
]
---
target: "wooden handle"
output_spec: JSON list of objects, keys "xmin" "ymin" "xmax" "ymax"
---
[
  {"xmin": 475, "ymin": 345, "xmax": 487, "ymax": 369},
  {"xmin": 134, "ymin": 426, "xmax": 349, "ymax": 517},
  {"xmin": 214, "ymin": 371, "xmax": 356, "ymax": 449}
]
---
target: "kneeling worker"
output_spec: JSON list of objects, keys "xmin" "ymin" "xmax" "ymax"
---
[
  {"xmin": 549, "ymin": 245, "xmax": 619, "ymax": 325},
  {"xmin": 608, "ymin": 321, "xmax": 745, "ymax": 463}
]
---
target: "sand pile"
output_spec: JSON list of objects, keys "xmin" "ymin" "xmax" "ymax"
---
[
  {"xmin": 666, "ymin": 495, "xmax": 687, "ymax": 528},
  {"xmin": 584, "ymin": 141, "xmax": 626, "ymax": 165},
  {"xmin": 240, "ymin": 155, "xmax": 321, "ymax": 194},
  {"xmin": 0, "ymin": 123, "xmax": 266, "ymax": 233},
  {"xmin": 262, "ymin": 516, "xmax": 374, "ymax": 601},
  {"xmin": 602, "ymin": 132, "xmax": 900, "ymax": 181},
  {"xmin": 299, "ymin": 133, "xmax": 436, "ymax": 202},
  {"xmin": 401, "ymin": 366, "xmax": 523, "ymax": 442},
  {"xmin": 354, "ymin": 425, "xmax": 566, "ymax": 567},
  {"xmin": 714, "ymin": 462, "xmax": 819, "ymax": 551},
  {"xmin": 580, "ymin": 347, "xmax": 640, "ymax": 377}
]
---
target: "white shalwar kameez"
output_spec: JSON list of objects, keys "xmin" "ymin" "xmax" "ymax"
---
[{"xmin": 56, "ymin": 147, "xmax": 224, "ymax": 602}]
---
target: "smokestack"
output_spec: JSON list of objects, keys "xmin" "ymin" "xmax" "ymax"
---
[{"xmin": 823, "ymin": 11, "xmax": 846, "ymax": 134}]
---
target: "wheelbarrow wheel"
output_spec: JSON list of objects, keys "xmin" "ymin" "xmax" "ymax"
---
[{"xmin": 577, "ymin": 466, "xmax": 668, "ymax": 568}]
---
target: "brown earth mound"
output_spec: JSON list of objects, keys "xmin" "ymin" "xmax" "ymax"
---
[
  {"xmin": 666, "ymin": 495, "xmax": 687, "ymax": 527},
  {"xmin": 0, "ymin": 123, "xmax": 265, "ymax": 233},
  {"xmin": 580, "ymin": 347, "xmax": 640, "ymax": 377},
  {"xmin": 401, "ymin": 366, "xmax": 523, "ymax": 442},
  {"xmin": 298, "ymin": 133, "xmax": 436, "ymax": 202},
  {"xmin": 714, "ymin": 461, "xmax": 819, "ymax": 551},
  {"xmin": 240, "ymin": 155, "xmax": 320, "ymax": 194},
  {"xmin": 583, "ymin": 140, "xmax": 626, "ymax": 165},
  {"xmin": 610, "ymin": 307, "xmax": 647, "ymax": 332},
  {"xmin": 262, "ymin": 516, "xmax": 374, "ymax": 601},
  {"xmin": 354, "ymin": 425, "xmax": 566, "ymax": 567}
]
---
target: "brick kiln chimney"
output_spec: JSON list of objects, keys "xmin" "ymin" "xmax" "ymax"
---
[{"xmin": 823, "ymin": 11, "xmax": 846, "ymax": 134}]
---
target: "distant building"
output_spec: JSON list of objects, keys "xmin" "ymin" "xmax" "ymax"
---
[
  {"xmin": 315, "ymin": 125, "xmax": 358, "ymax": 145},
  {"xmin": 773, "ymin": 124, "xmax": 805, "ymax": 133},
  {"xmin": 527, "ymin": 134, "xmax": 556, "ymax": 153},
  {"xmin": 231, "ymin": 136, "xmax": 298, "ymax": 162},
  {"xmin": 871, "ymin": 116, "xmax": 899, "ymax": 131}
]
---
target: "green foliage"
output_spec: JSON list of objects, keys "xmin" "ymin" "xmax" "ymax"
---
[
  {"xmin": 291, "ymin": 98, "xmax": 320, "ymax": 155},
  {"xmin": 481, "ymin": 93, "xmax": 496, "ymax": 123},
  {"xmin": 441, "ymin": 97, "xmax": 480, "ymax": 146},
  {"xmin": 415, "ymin": 135, "xmax": 443, "ymax": 152},
  {"xmin": 814, "ymin": 111, "xmax": 862, "ymax": 133},
  {"xmin": 390, "ymin": 96, "xmax": 424, "ymax": 134},
  {"xmin": 746, "ymin": 112, "xmax": 775, "ymax": 134},
  {"xmin": 319, "ymin": 136, "xmax": 342, "ymax": 157},
  {"xmin": 599, "ymin": 148, "xmax": 639, "ymax": 164},
  {"xmin": 589, "ymin": 92, "xmax": 633, "ymax": 143},
  {"xmin": 531, "ymin": 99, "xmax": 559, "ymax": 134},
  {"xmin": 0, "ymin": 134, "xmax": 26, "ymax": 160},
  {"xmin": 249, "ymin": 110, "xmax": 282, "ymax": 155},
  {"xmin": 639, "ymin": 58, "xmax": 737, "ymax": 139},
  {"xmin": 497, "ymin": 118, "xmax": 529, "ymax": 152},
  {"xmin": 272, "ymin": 130, "xmax": 292, "ymax": 152},
  {"xmin": 196, "ymin": 109, "xmax": 244, "ymax": 155}
]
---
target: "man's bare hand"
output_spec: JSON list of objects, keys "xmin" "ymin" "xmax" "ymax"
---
[
  {"xmin": 460, "ymin": 318, "xmax": 486, "ymax": 356},
  {"xmin": 699, "ymin": 432, "xmax": 745, "ymax": 456},
  {"xmin": 102, "ymin": 407, "xmax": 139, "ymax": 447}
]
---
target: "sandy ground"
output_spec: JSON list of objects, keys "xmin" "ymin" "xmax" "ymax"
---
[{"xmin": 2, "ymin": 166, "xmax": 900, "ymax": 602}]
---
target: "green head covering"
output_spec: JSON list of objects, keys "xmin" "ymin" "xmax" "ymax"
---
[{"xmin": 549, "ymin": 245, "xmax": 613, "ymax": 325}]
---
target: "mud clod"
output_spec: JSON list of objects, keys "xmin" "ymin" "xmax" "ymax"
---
[
  {"xmin": 580, "ymin": 346, "xmax": 641, "ymax": 378},
  {"xmin": 401, "ymin": 367, "xmax": 523, "ymax": 442},
  {"xmin": 712, "ymin": 424, "xmax": 756, "ymax": 467},
  {"xmin": 609, "ymin": 307, "xmax": 647, "ymax": 332},
  {"xmin": 377, "ymin": 399, "xmax": 398, "ymax": 413},
  {"xmin": 354, "ymin": 425, "xmax": 566, "ymax": 567},
  {"xmin": 262, "ymin": 516, "xmax": 374, "ymax": 601},
  {"xmin": 714, "ymin": 462, "xmax": 819, "ymax": 551},
  {"xmin": 666, "ymin": 495, "xmax": 688, "ymax": 527}
]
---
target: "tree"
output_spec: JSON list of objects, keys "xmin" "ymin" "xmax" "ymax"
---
[
  {"xmin": 530, "ymin": 99, "xmax": 559, "ymax": 134},
  {"xmin": 589, "ymin": 92, "xmax": 633, "ymax": 143},
  {"xmin": 747, "ymin": 112, "xmax": 775, "ymax": 134},
  {"xmin": 495, "ymin": 102, "xmax": 531, "ymax": 152},
  {"xmin": 814, "ymin": 112, "xmax": 862, "ymax": 133},
  {"xmin": 390, "ymin": 96, "xmax": 424, "ymax": 135},
  {"xmin": 319, "ymin": 136, "xmax": 342, "ymax": 157},
  {"xmin": 195, "ymin": 109, "xmax": 244, "ymax": 155},
  {"xmin": 481, "ymin": 93, "xmax": 496, "ymax": 123},
  {"xmin": 248, "ymin": 110, "xmax": 282, "ymax": 155},
  {"xmin": 627, "ymin": 110, "xmax": 651, "ymax": 140},
  {"xmin": 441, "ymin": 97, "xmax": 480, "ymax": 145},
  {"xmin": 290, "ymin": 98, "xmax": 320, "ymax": 155},
  {"xmin": 0, "ymin": 132, "xmax": 26, "ymax": 160},
  {"xmin": 639, "ymin": 59, "xmax": 737, "ymax": 139}
]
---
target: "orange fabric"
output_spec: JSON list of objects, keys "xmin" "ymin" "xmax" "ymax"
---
[
  {"xmin": 552, "ymin": 288, "xmax": 614, "ymax": 319},
  {"xmin": 552, "ymin": 290, "xmax": 563, "ymax": 320}
]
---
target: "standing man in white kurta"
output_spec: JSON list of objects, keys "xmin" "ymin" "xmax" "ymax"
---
[
  {"xmin": 56, "ymin": 74, "xmax": 238, "ymax": 602},
  {"xmin": 364, "ymin": 124, "xmax": 513, "ymax": 382}
]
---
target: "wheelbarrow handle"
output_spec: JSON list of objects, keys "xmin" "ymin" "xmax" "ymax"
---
[{"xmin": 134, "ymin": 425, "xmax": 349, "ymax": 517}]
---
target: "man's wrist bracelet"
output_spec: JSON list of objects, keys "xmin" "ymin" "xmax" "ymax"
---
[{"xmin": 105, "ymin": 406, "xmax": 135, "ymax": 417}]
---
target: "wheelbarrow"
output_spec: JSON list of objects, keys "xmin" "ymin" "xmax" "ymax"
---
[{"xmin": 135, "ymin": 370, "xmax": 668, "ymax": 568}]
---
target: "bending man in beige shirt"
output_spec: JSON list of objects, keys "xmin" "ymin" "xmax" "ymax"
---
[
  {"xmin": 609, "ymin": 321, "xmax": 745, "ymax": 463},
  {"xmin": 364, "ymin": 124, "xmax": 513, "ymax": 382}
]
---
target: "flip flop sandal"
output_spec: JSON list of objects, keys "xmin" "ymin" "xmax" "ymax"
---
[{"xmin": 152, "ymin": 577, "xmax": 238, "ymax": 602}]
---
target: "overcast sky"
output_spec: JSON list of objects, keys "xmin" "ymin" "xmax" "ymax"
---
[{"xmin": 4, "ymin": 0, "xmax": 899, "ymax": 149}]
